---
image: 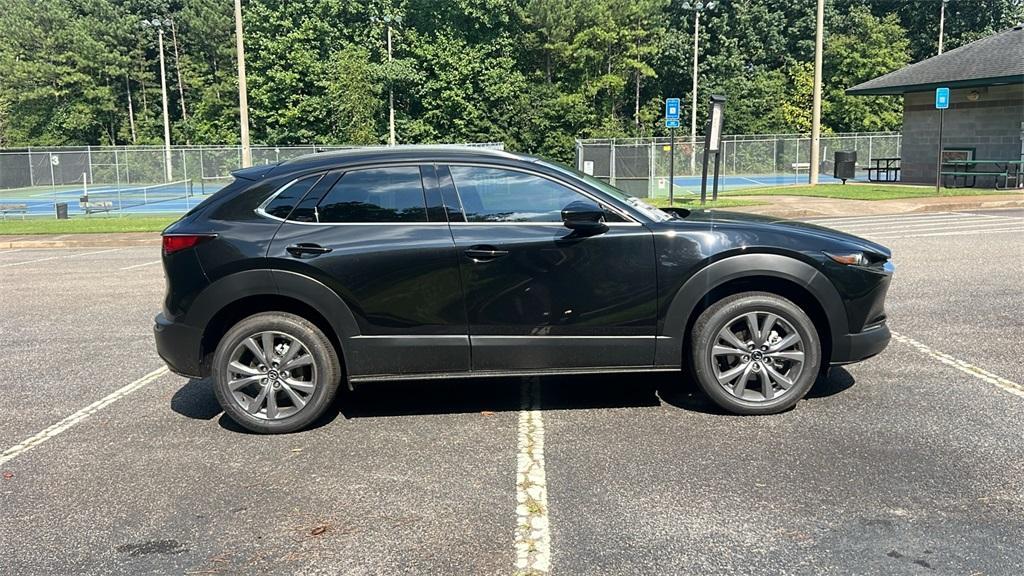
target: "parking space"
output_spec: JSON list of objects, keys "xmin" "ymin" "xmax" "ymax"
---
[{"xmin": 1, "ymin": 210, "xmax": 1022, "ymax": 574}]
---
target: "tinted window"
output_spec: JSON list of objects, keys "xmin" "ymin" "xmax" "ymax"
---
[
  {"xmin": 449, "ymin": 166, "xmax": 597, "ymax": 223},
  {"xmin": 263, "ymin": 174, "xmax": 324, "ymax": 220},
  {"xmin": 318, "ymin": 166, "xmax": 427, "ymax": 223}
]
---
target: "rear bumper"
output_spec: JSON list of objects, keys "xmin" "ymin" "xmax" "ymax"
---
[
  {"xmin": 830, "ymin": 322, "xmax": 891, "ymax": 365},
  {"xmin": 154, "ymin": 313, "xmax": 204, "ymax": 378}
]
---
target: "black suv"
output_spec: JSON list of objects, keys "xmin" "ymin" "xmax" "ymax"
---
[{"xmin": 155, "ymin": 147, "xmax": 893, "ymax": 433}]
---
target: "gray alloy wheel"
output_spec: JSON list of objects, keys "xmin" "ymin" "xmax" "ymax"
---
[
  {"xmin": 213, "ymin": 312, "xmax": 341, "ymax": 434},
  {"xmin": 711, "ymin": 311, "xmax": 805, "ymax": 402},
  {"xmin": 225, "ymin": 331, "xmax": 318, "ymax": 421},
  {"xmin": 691, "ymin": 291, "xmax": 821, "ymax": 415}
]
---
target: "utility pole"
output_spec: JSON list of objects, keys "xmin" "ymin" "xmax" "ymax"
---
[
  {"xmin": 234, "ymin": 0, "xmax": 252, "ymax": 167},
  {"xmin": 938, "ymin": 0, "xmax": 948, "ymax": 54},
  {"xmin": 689, "ymin": 11, "xmax": 699, "ymax": 175},
  {"xmin": 155, "ymin": 24, "xmax": 173, "ymax": 182},
  {"xmin": 387, "ymin": 20, "xmax": 396, "ymax": 146},
  {"xmin": 681, "ymin": 2, "xmax": 715, "ymax": 175},
  {"xmin": 809, "ymin": 0, "xmax": 824, "ymax": 185},
  {"xmin": 169, "ymin": 17, "xmax": 187, "ymax": 123},
  {"xmin": 125, "ymin": 74, "xmax": 137, "ymax": 144}
]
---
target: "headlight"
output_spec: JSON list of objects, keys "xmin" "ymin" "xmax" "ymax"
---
[{"xmin": 824, "ymin": 251, "xmax": 869, "ymax": 266}]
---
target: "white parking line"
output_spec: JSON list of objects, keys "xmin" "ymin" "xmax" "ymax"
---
[
  {"xmin": 871, "ymin": 227, "xmax": 1022, "ymax": 239},
  {"xmin": 0, "ymin": 249, "xmax": 25, "ymax": 255},
  {"xmin": 515, "ymin": 376, "xmax": 551, "ymax": 574},
  {"xmin": 838, "ymin": 221, "xmax": 1022, "ymax": 237},
  {"xmin": 811, "ymin": 212, "xmax": 961, "ymax": 225},
  {"xmin": 0, "ymin": 247, "xmax": 124, "ymax": 268},
  {"xmin": 0, "ymin": 366, "xmax": 169, "ymax": 466},
  {"xmin": 835, "ymin": 216, "xmax": 1014, "ymax": 232},
  {"xmin": 891, "ymin": 331, "xmax": 1024, "ymax": 399},
  {"xmin": 120, "ymin": 259, "xmax": 162, "ymax": 271}
]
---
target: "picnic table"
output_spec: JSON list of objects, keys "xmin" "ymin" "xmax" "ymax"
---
[
  {"xmin": 940, "ymin": 159, "xmax": 1024, "ymax": 189},
  {"xmin": 867, "ymin": 157, "xmax": 901, "ymax": 182}
]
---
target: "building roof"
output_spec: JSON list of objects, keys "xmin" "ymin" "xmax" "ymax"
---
[{"xmin": 847, "ymin": 24, "xmax": 1024, "ymax": 95}]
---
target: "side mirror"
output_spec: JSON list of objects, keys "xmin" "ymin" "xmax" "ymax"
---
[{"xmin": 561, "ymin": 200, "xmax": 608, "ymax": 234}]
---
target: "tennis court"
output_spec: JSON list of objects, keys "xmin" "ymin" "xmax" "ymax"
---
[
  {"xmin": 0, "ymin": 179, "xmax": 228, "ymax": 217},
  {"xmin": 664, "ymin": 172, "xmax": 846, "ymax": 195}
]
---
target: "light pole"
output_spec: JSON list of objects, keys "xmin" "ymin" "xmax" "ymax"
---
[
  {"xmin": 938, "ymin": 0, "xmax": 948, "ymax": 54},
  {"xmin": 234, "ymin": 0, "xmax": 252, "ymax": 167},
  {"xmin": 681, "ymin": 1, "xmax": 715, "ymax": 175},
  {"xmin": 143, "ymin": 18, "xmax": 174, "ymax": 182},
  {"xmin": 809, "ymin": 0, "xmax": 824, "ymax": 185}
]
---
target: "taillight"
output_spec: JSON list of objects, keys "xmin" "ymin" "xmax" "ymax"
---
[{"xmin": 162, "ymin": 234, "xmax": 216, "ymax": 255}]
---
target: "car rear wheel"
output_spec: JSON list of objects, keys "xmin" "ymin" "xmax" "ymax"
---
[
  {"xmin": 690, "ymin": 291, "xmax": 821, "ymax": 414},
  {"xmin": 212, "ymin": 312, "xmax": 341, "ymax": 433}
]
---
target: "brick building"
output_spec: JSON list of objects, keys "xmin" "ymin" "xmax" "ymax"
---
[{"xmin": 847, "ymin": 24, "xmax": 1024, "ymax": 185}]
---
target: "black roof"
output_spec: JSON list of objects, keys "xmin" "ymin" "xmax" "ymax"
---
[
  {"xmin": 280, "ymin": 145, "xmax": 522, "ymax": 170},
  {"xmin": 847, "ymin": 24, "xmax": 1024, "ymax": 95}
]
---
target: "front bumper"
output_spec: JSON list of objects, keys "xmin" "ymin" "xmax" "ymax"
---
[
  {"xmin": 154, "ymin": 313, "xmax": 205, "ymax": 378},
  {"xmin": 830, "ymin": 322, "xmax": 891, "ymax": 365}
]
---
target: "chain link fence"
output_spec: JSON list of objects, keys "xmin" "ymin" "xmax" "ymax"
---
[
  {"xmin": 0, "ymin": 143, "xmax": 503, "ymax": 216},
  {"xmin": 576, "ymin": 132, "xmax": 902, "ymax": 198}
]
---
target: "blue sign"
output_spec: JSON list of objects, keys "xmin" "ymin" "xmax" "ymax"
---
[
  {"xmin": 666, "ymin": 118, "xmax": 680, "ymax": 128},
  {"xmin": 665, "ymin": 98, "xmax": 681, "ymax": 120},
  {"xmin": 935, "ymin": 87, "xmax": 950, "ymax": 109}
]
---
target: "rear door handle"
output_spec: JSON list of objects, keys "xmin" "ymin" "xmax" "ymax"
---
[
  {"xmin": 286, "ymin": 243, "xmax": 333, "ymax": 257},
  {"xmin": 464, "ymin": 245, "xmax": 509, "ymax": 262}
]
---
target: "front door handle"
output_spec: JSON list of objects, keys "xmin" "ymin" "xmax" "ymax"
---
[
  {"xmin": 286, "ymin": 243, "xmax": 333, "ymax": 257},
  {"xmin": 464, "ymin": 245, "xmax": 509, "ymax": 262}
]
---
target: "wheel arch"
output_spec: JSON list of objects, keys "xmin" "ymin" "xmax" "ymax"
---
[
  {"xmin": 658, "ymin": 253, "xmax": 848, "ymax": 367},
  {"xmin": 188, "ymin": 270, "xmax": 359, "ymax": 379}
]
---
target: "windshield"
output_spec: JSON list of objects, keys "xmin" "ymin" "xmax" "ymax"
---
[{"xmin": 533, "ymin": 158, "xmax": 675, "ymax": 222}]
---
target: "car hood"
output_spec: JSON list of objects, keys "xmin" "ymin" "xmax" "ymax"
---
[{"xmin": 674, "ymin": 209, "xmax": 892, "ymax": 258}]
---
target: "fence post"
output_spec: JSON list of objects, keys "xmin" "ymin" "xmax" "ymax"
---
[
  {"xmin": 86, "ymin": 145, "xmax": 94, "ymax": 185},
  {"xmin": 609, "ymin": 139, "xmax": 616, "ymax": 186},
  {"xmin": 649, "ymin": 140, "xmax": 655, "ymax": 197},
  {"xmin": 576, "ymin": 140, "xmax": 583, "ymax": 171},
  {"xmin": 27, "ymin": 148, "xmax": 34, "ymax": 187}
]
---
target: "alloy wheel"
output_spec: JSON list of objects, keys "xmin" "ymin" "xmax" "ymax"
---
[
  {"xmin": 710, "ymin": 311, "xmax": 805, "ymax": 402},
  {"xmin": 225, "ymin": 331, "xmax": 318, "ymax": 420}
]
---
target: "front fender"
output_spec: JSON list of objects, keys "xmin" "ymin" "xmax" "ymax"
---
[{"xmin": 655, "ymin": 253, "xmax": 848, "ymax": 366}]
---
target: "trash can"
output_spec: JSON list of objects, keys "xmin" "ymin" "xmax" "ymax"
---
[
  {"xmin": 834, "ymin": 151, "xmax": 857, "ymax": 184},
  {"xmin": 55, "ymin": 202, "xmax": 69, "ymax": 220}
]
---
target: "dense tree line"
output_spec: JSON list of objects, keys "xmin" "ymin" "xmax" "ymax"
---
[{"xmin": 0, "ymin": 0, "xmax": 1020, "ymax": 162}]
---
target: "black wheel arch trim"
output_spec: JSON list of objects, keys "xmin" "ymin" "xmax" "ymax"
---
[{"xmin": 657, "ymin": 252, "xmax": 849, "ymax": 366}]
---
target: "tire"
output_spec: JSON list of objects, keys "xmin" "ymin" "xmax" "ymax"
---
[
  {"xmin": 212, "ymin": 312, "xmax": 342, "ymax": 434},
  {"xmin": 690, "ymin": 291, "xmax": 821, "ymax": 415}
]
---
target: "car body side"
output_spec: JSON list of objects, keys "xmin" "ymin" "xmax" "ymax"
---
[{"xmin": 154, "ymin": 148, "xmax": 891, "ymax": 383}]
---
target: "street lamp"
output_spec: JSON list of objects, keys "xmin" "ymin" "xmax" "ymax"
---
[
  {"xmin": 680, "ymin": 1, "xmax": 716, "ymax": 175},
  {"xmin": 142, "ymin": 18, "xmax": 173, "ymax": 182}
]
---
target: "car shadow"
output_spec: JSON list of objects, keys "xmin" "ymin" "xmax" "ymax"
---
[{"xmin": 170, "ymin": 367, "xmax": 857, "ymax": 429}]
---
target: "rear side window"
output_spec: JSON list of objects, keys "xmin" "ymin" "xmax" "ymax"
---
[
  {"xmin": 263, "ymin": 174, "xmax": 324, "ymax": 220},
  {"xmin": 317, "ymin": 166, "xmax": 427, "ymax": 223}
]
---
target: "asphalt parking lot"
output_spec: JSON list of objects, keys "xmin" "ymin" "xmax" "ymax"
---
[{"xmin": 1, "ymin": 209, "xmax": 1022, "ymax": 575}]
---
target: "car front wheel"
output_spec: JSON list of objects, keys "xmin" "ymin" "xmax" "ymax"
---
[
  {"xmin": 690, "ymin": 291, "xmax": 821, "ymax": 414},
  {"xmin": 212, "ymin": 312, "xmax": 341, "ymax": 433}
]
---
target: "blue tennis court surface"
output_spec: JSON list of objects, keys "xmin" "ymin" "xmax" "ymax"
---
[
  {"xmin": 0, "ymin": 181, "xmax": 224, "ymax": 216},
  {"xmin": 667, "ymin": 172, "xmax": 845, "ymax": 193}
]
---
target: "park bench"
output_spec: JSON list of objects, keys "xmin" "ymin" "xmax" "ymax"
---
[
  {"xmin": 791, "ymin": 162, "xmax": 810, "ymax": 177},
  {"xmin": 940, "ymin": 170, "xmax": 1008, "ymax": 188},
  {"xmin": 0, "ymin": 203, "xmax": 28, "ymax": 220},
  {"xmin": 79, "ymin": 197, "xmax": 114, "ymax": 215},
  {"xmin": 867, "ymin": 157, "xmax": 900, "ymax": 182}
]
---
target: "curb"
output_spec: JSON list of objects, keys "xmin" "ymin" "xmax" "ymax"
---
[
  {"xmin": 729, "ymin": 197, "xmax": 1024, "ymax": 219},
  {"xmin": 0, "ymin": 235, "xmax": 160, "ymax": 250}
]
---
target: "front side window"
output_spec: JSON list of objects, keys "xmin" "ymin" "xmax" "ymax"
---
[
  {"xmin": 317, "ymin": 166, "xmax": 427, "ymax": 223},
  {"xmin": 449, "ymin": 166, "xmax": 590, "ymax": 223}
]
